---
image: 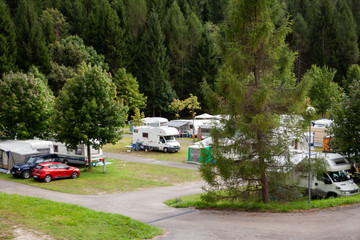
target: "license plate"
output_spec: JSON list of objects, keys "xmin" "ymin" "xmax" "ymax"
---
[
  {"xmin": 11, "ymin": 171, "xmax": 15, "ymax": 174},
  {"xmin": 33, "ymin": 176, "xmax": 38, "ymax": 178}
]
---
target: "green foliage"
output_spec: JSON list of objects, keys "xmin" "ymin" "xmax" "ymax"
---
[
  {"xmin": 48, "ymin": 35, "xmax": 108, "ymax": 94},
  {"xmin": 184, "ymin": 93, "xmax": 201, "ymax": 119},
  {"xmin": 201, "ymin": 0, "xmax": 310, "ymax": 204},
  {"xmin": 0, "ymin": 0, "xmax": 17, "ymax": 76},
  {"xmin": 0, "ymin": 193, "xmax": 162, "ymax": 239},
  {"xmin": 54, "ymin": 63, "xmax": 128, "ymax": 169},
  {"xmin": 330, "ymin": 79, "xmax": 360, "ymax": 163},
  {"xmin": 136, "ymin": 10, "xmax": 175, "ymax": 116},
  {"xmin": 343, "ymin": 64, "xmax": 360, "ymax": 94},
  {"xmin": 165, "ymin": 189, "xmax": 360, "ymax": 212},
  {"xmin": 169, "ymin": 98, "xmax": 186, "ymax": 119},
  {"xmin": 131, "ymin": 108, "xmax": 145, "ymax": 127},
  {"xmin": 334, "ymin": 1, "xmax": 359, "ymax": 82},
  {"xmin": 163, "ymin": 1, "xmax": 189, "ymax": 99},
  {"xmin": 303, "ymin": 65, "xmax": 340, "ymax": 118},
  {"xmin": 14, "ymin": 0, "xmax": 51, "ymax": 74},
  {"xmin": 291, "ymin": 13, "xmax": 310, "ymax": 83},
  {"xmin": 40, "ymin": 8, "xmax": 69, "ymax": 43},
  {"xmin": 0, "ymin": 68, "xmax": 55, "ymax": 139},
  {"xmin": 112, "ymin": 68, "xmax": 147, "ymax": 112}
]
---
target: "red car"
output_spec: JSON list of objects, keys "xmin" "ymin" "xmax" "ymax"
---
[{"xmin": 32, "ymin": 162, "xmax": 80, "ymax": 183}]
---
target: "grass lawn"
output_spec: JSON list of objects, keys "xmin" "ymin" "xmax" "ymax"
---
[
  {"xmin": 0, "ymin": 158, "xmax": 201, "ymax": 195},
  {"xmin": 0, "ymin": 193, "xmax": 162, "ymax": 240},
  {"xmin": 165, "ymin": 191, "xmax": 360, "ymax": 212},
  {"xmin": 104, "ymin": 136, "xmax": 193, "ymax": 163}
]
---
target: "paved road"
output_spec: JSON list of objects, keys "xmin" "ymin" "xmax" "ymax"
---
[{"xmin": 1, "ymin": 178, "xmax": 360, "ymax": 240}]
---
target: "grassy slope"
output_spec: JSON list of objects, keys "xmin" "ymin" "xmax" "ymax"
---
[
  {"xmin": 0, "ymin": 158, "xmax": 201, "ymax": 195},
  {"xmin": 0, "ymin": 193, "xmax": 162, "ymax": 240}
]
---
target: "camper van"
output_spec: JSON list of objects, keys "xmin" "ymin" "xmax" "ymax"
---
[
  {"xmin": 133, "ymin": 126, "xmax": 180, "ymax": 153},
  {"xmin": 51, "ymin": 141, "xmax": 103, "ymax": 166},
  {"xmin": 297, "ymin": 152, "xmax": 359, "ymax": 198}
]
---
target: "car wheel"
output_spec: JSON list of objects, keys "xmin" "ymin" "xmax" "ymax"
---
[
  {"xmin": 64, "ymin": 160, "xmax": 69, "ymax": 165},
  {"xmin": 22, "ymin": 170, "xmax": 31, "ymax": 179},
  {"xmin": 327, "ymin": 192, "xmax": 337, "ymax": 199},
  {"xmin": 163, "ymin": 148, "xmax": 168, "ymax": 153},
  {"xmin": 71, "ymin": 172, "xmax": 79, "ymax": 179},
  {"xmin": 44, "ymin": 175, "xmax": 52, "ymax": 183}
]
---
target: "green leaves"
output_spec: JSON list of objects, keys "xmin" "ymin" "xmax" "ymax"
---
[
  {"xmin": 54, "ymin": 63, "xmax": 127, "ymax": 151},
  {"xmin": 0, "ymin": 68, "xmax": 55, "ymax": 139}
]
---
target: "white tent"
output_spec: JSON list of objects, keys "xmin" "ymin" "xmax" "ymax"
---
[{"xmin": 195, "ymin": 113, "xmax": 217, "ymax": 120}]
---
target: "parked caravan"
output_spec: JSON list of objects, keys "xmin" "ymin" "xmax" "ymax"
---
[
  {"xmin": 296, "ymin": 152, "xmax": 359, "ymax": 198},
  {"xmin": 0, "ymin": 140, "xmax": 53, "ymax": 171},
  {"xmin": 51, "ymin": 141, "xmax": 103, "ymax": 166},
  {"xmin": 133, "ymin": 126, "xmax": 180, "ymax": 153}
]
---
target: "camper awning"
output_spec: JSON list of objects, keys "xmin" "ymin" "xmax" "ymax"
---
[{"xmin": 164, "ymin": 121, "xmax": 190, "ymax": 128}]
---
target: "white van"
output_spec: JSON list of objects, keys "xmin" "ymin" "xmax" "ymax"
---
[
  {"xmin": 297, "ymin": 152, "xmax": 359, "ymax": 198},
  {"xmin": 133, "ymin": 126, "xmax": 180, "ymax": 153},
  {"xmin": 52, "ymin": 141, "xmax": 103, "ymax": 166}
]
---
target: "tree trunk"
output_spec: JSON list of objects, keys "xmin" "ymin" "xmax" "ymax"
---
[
  {"xmin": 87, "ymin": 143, "xmax": 92, "ymax": 171},
  {"xmin": 261, "ymin": 167, "xmax": 269, "ymax": 203}
]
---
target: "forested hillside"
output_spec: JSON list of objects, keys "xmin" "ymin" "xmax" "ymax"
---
[{"xmin": 1, "ymin": 0, "xmax": 360, "ymax": 118}]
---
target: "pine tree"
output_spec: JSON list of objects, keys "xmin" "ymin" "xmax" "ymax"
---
[
  {"xmin": 201, "ymin": 0, "xmax": 310, "ymax": 204},
  {"xmin": 0, "ymin": 0, "xmax": 17, "ymax": 76},
  {"xmin": 14, "ymin": 0, "xmax": 51, "ymax": 73},
  {"xmin": 334, "ymin": 1, "xmax": 359, "ymax": 82},
  {"xmin": 310, "ymin": 0, "xmax": 338, "ymax": 70},
  {"xmin": 292, "ymin": 13, "xmax": 310, "ymax": 83},
  {"xmin": 163, "ymin": 1, "xmax": 189, "ymax": 99},
  {"xmin": 185, "ymin": 31, "xmax": 219, "ymax": 110},
  {"xmin": 137, "ymin": 10, "xmax": 176, "ymax": 116}
]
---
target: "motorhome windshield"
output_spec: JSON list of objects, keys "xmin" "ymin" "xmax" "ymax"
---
[
  {"xmin": 164, "ymin": 136, "xmax": 175, "ymax": 141},
  {"xmin": 328, "ymin": 170, "xmax": 349, "ymax": 182}
]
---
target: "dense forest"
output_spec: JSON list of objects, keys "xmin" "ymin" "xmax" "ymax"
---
[{"xmin": 1, "ymin": 0, "xmax": 360, "ymax": 118}]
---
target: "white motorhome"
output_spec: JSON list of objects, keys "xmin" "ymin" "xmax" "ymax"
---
[
  {"xmin": 296, "ymin": 152, "xmax": 359, "ymax": 198},
  {"xmin": 51, "ymin": 141, "xmax": 103, "ymax": 166},
  {"xmin": 133, "ymin": 126, "xmax": 180, "ymax": 153}
]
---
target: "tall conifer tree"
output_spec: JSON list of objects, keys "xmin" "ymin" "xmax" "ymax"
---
[
  {"xmin": 14, "ymin": 0, "xmax": 51, "ymax": 73},
  {"xmin": 137, "ymin": 10, "xmax": 175, "ymax": 116},
  {"xmin": 0, "ymin": 0, "xmax": 17, "ymax": 76},
  {"xmin": 201, "ymin": 0, "xmax": 310, "ymax": 203}
]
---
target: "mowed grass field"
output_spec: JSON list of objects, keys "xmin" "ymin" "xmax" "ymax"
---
[
  {"xmin": 0, "ymin": 158, "xmax": 201, "ymax": 195},
  {"xmin": 104, "ymin": 136, "xmax": 195, "ymax": 163},
  {"xmin": 0, "ymin": 193, "xmax": 162, "ymax": 240}
]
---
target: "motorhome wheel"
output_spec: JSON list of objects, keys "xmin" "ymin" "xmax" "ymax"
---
[{"xmin": 163, "ymin": 148, "xmax": 168, "ymax": 153}]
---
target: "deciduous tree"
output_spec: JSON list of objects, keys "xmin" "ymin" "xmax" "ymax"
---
[
  {"xmin": 54, "ymin": 63, "xmax": 127, "ymax": 170},
  {"xmin": 0, "ymin": 67, "xmax": 54, "ymax": 139}
]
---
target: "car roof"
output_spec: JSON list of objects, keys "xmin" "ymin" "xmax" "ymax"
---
[{"xmin": 37, "ymin": 162, "xmax": 64, "ymax": 166}]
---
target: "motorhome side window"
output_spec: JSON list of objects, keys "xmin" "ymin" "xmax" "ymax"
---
[
  {"xmin": 66, "ymin": 147, "xmax": 73, "ymax": 154},
  {"xmin": 75, "ymin": 148, "xmax": 82, "ymax": 155},
  {"xmin": 143, "ymin": 133, "xmax": 148, "ymax": 138},
  {"xmin": 317, "ymin": 173, "xmax": 331, "ymax": 183},
  {"xmin": 160, "ymin": 137, "xmax": 165, "ymax": 143},
  {"xmin": 54, "ymin": 145, "xmax": 58, "ymax": 152}
]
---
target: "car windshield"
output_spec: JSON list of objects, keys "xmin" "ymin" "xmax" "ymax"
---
[
  {"xmin": 164, "ymin": 136, "xmax": 175, "ymax": 142},
  {"xmin": 34, "ymin": 165, "xmax": 44, "ymax": 170},
  {"xmin": 24, "ymin": 156, "xmax": 40, "ymax": 164},
  {"xmin": 328, "ymin": 170, "xmax": 349, "ymax": 182}
]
